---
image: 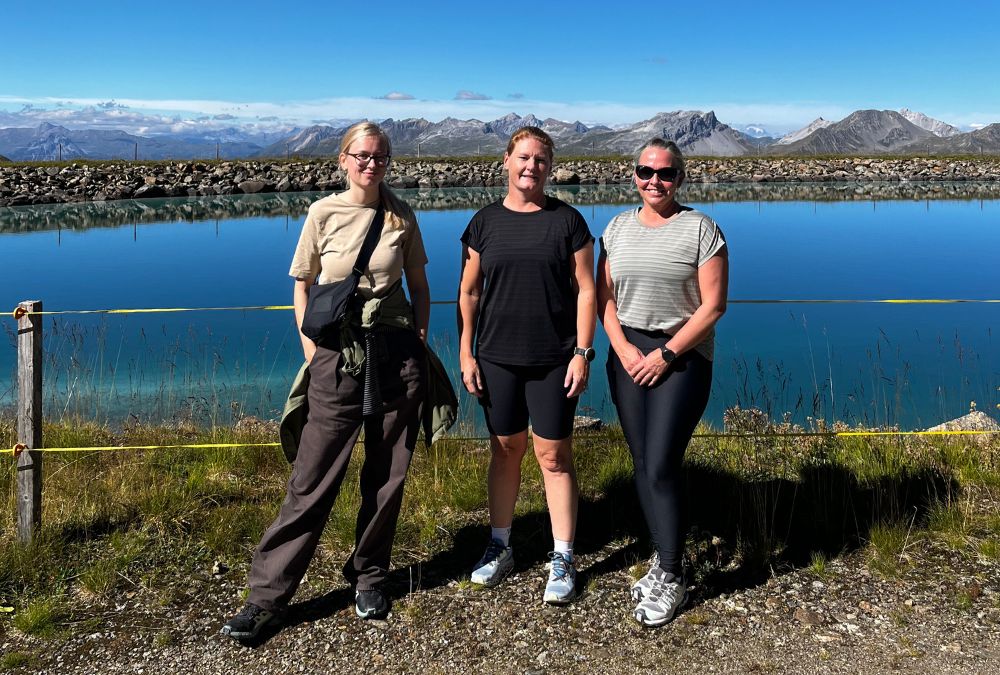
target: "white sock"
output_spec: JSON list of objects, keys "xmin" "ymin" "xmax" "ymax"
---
[
  {"xmin": 553, "ymin": 539, "xmax": 573, "ymax": 560},
  {"xmin": 491, "ymin": 526, "xmax": 511, "ymax": 547}
]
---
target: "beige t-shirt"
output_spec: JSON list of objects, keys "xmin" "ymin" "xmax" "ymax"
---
[{"xmin": 289, "ymin": 192, "xmax": 428, "ymax": 298}]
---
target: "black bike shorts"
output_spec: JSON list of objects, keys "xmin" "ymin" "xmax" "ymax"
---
[{"xmin": 477, "ymin": 358, "xmax": 578, "ymax": 440}]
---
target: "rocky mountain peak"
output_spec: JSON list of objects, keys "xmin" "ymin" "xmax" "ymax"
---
[{"xmin": 898, "ymin": 108, "xmax": 961, "ymax": 137}]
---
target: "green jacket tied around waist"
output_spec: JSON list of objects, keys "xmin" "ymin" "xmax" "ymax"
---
[{"xmin": 279, "ymin": 288, "xmax": 458, "ymax": 462}]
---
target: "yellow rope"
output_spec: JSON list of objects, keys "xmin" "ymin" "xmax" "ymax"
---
[
  {"xmin": 12, "ymin": 298, "xmax": 1000, "ymax": 317},
  {"xmin": 5, "ymin": 429, "xmax": 998, "ymax": 455},
  {"xmin": 694, "ymin": 429, "xmax": 1000, "ymax": 439},
  {"xmin": 6, "ymin": 442, "xmax": 280, "ymax": 455}
]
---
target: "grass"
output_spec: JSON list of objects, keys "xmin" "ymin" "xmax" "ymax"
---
[
  {"xmin": 11, "ymin": 597, "xmax": 66, "ymax": 637},
  {"xmin": 865, "ymin": 521, "xmax": 914, "ymax": 577},
  {"xmin": 0, "ymin": 652, "xmax": 39, "ymax": 671},
  {"xmin": 808, "ymin": 551, "xmax": 831, "ymax": 578},
  {"xmin": 0, "ymin": 410, "xmax": 997, "ymax": 636}
]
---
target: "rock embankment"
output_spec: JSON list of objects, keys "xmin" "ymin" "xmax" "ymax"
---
[{"xmin": 2, "ymin": 157, "xmax": 1000, "ymax": 206}]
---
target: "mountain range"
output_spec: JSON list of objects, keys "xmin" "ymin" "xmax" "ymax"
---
[{"xmin": 0, "ymin": 110, "xmax": 996, "ymax": 162}]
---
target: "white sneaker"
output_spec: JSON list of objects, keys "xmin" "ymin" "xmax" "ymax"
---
[
  {"xmin": 633, "ymin": 568, "xmax": 687, "ymax": 627},
  {"xmin": 470, "ymin": 538, "xmax": 514, "ymax": 587},
  {"xmin": 630, "ymin": 551, "xmax": 660, "ymax": 602},
  {"xmin": 543, "ymin": 551, "xmax": 577, "ymax": 604}
]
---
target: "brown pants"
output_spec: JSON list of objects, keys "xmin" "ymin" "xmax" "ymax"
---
[{"xmin": 247, "ymin": 331, "xmax": 425, "ymax": 609}]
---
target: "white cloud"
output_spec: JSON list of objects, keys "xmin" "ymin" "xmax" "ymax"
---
[
  {"xmin": 455, "ymin": 90, "xmax": 491, "ymax": 101},
  {"xmin": 378, "ymin": 92, "xmax": 415, "ymax": 100}
]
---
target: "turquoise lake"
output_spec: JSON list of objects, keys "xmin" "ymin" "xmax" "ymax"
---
[{"xmin": 2, "ymin": 184, "xmax": 998, "ymax": 433}]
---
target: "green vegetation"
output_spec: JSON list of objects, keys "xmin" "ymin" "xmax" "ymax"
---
[
  {"xmin": 808, "ymin": 551, "xmax": 830, "ymax": 577},
  {"xmin": 11, "ymin": 597, "xmax": 67, "ymax": 637},
  {"xmin": 866, "ymin": 521, "xmax": 914, "ymax": 577},
  {"xmin": 0, "ymin": 411, "xmax": 997, "ymax": 634},
  {"xmin": 0, "ymin": 651, "xmax": 39, "ymax": 671}
]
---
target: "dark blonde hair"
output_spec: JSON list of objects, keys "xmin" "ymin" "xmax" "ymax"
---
[
  {"xmin": 505, "ymin": 126, "xmax": 555, "ymax": 159},
  {"xmin": 339, "ymin": 121, "xmax": 410, "ymax": 229},
  {"xmin": 635, "ymin": 137, "xmax": 686, "ymax": 174}
]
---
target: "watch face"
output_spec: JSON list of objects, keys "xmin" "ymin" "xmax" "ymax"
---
[
  {"xmin": 660, "ymin": 347, "xmax": 676, "ymax": 362},
  {"xmin": 575, "ymin": 347, "xmax": 596, "ymax": 362}
]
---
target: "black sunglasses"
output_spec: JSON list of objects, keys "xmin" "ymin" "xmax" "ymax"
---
[{"xmin": 635, "ymin": 165, "xmax": 681, "ymax": 182}]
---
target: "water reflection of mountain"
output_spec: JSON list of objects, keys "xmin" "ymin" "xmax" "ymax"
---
[{"xmin": 4, "ymin": 182, "xmax": 1000, "ymax": 233}]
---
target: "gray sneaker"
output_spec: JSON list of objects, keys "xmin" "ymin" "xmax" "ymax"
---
[
  {"xmin": 470, "ymin": 538, "xmax": 514, "ymax": 587},
  {"xmin": 543, "ymin": 551, "xmax": 577, "ymax": 604},
  {"xmin": 630, "ymin": 551, "xmax": 661, "ymax": 602},
  {"xmin": 633, "ymin": 568, "xmax": 688, "ymax": 627}
]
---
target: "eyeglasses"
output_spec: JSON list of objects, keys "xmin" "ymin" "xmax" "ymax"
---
[
  {"xmin": 346, "ymin": 152, "xmax": 391, "ymax": 167},
  {"xmin": 635, "ymin": 165, "xmax": 680, "ymax": 182}
]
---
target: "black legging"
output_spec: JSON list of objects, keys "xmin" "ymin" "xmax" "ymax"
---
[{"xmin": 607, "ymin": 325, "xmax": 713, "ymax": 576}]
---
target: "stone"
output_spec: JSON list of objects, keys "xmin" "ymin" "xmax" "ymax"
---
[
  {"xmin": 553, "ymin": 168, "xmax": 580, "ymax": 185},
  {"xmin": 793, "ymin": 607, "xmax": 824, "ymax": 626},
  {"xmin": 926, "ymin": 409, "xmax": 1000, "ymax": 433},
  {"xmin": 238, "ymin": 180, "xmax": 269, "ymax": 194},
  {"xmin": 573, "ymin": 416, "xmax": 603, "ymax": 431},
  {"xmin": 132, "ymin": 185, "xmax": 167, "ymax": 199}
]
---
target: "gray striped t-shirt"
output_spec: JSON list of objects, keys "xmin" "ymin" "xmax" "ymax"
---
[{"xmin": 601, "ymin": 206, "xmax": 726, "ymax": 360}]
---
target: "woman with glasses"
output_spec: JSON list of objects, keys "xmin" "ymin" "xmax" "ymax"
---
[
  {"xmin": 458, "ymin": 126, "xmax": 596, "ymax": 604},
  {"xmin": 223, "ymin": 121, "xmax": 430, "ymax": 639},
  {"xmin": 597, "ymin": 138, "xmax": 728, "ymax": 627}
]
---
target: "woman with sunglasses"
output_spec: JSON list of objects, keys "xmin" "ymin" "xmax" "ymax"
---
[
  {"xmin": 597, "ymin": 138, "xmax": 728, "ymax": 627},
  {"xmin": 222, "ymin": 121, "xmax": 431, "ymax": 639},
  {"xmin": 458, "ymin": 126, "xmax": 596, "ymax": 604}
]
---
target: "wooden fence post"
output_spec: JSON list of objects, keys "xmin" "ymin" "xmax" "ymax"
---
[{"xmin": 16, "ymin": 300, "xmax": 43, "ymax": 543}]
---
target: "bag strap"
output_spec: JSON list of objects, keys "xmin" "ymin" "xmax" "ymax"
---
[{"xmin": 350, "ymin": 204, "xmax": 386, "ymax": 279}]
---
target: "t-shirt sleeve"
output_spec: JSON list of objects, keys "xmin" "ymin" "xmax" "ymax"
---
[
  {"xmin": 697, "ymin": 215, "xmax": 727, "ymax": 267},
  {"xmin": 460, "ymin": 212, "xmax": 483, "ymax": 252},
  {"xmin": 599, "ymin": 212, "xmax": 622, "ymax": 258},
  {"xmin": 568, "ymin": 207, "xmax": 595, "ymax": 252},
  {"xmin": 288, "ymin": 208, "xmax": 321, "ymax": 279},
  {"xmin": 403, "ymin": 218, "xmax": 429, "ymax": 272}
]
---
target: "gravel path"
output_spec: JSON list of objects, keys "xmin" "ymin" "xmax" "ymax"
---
[{"xmin": 4, "ymin": 515, "xmax": 998, "ymax": 675}]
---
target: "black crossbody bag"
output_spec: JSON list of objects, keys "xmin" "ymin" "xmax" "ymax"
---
[{"xmin": 300, "ymin": 205, "xmax": 385, "ymax": 345}]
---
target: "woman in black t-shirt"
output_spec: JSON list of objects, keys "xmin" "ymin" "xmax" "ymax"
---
[{"xmin": 457, "ymin": 126, "xmax": 596, "ymax": 604}]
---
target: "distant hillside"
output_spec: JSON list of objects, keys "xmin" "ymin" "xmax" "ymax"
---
[
  {"xmin": 2, "ymin": 108, "xmax": 995, "ymax": 160},
  {"xmin": 259, "ymin": 110, "xmax": 762, "ymax": 160},
  {"xmin": 772, "ymin": 110, "xmax": 936, "ymax": 155},
  {"xmin": 559, "ymin": 111, "xmax": 756, "ymax": 157},
  {"xmin": 0, "ymin": 122, "xmax": 266, "ymax": 161},
  {"xmin": 898, "ymin": 108, "xmax": 961, "ymax": 137},
  {"xmin": 903, "ymin": 123, "xmax": 1000, "ymax": 155},
  {"xmin": 775, "ymin": 118, "xmax": 834, "ymax": 146}
]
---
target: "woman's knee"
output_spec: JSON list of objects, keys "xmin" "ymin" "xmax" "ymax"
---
[
  {"xmin": 533, "ymin": 437, "xmax": 574, "ymax": 474},
  {"xmin": 490, "ymin": 434, "xmax": 528, "ymax": 463}
]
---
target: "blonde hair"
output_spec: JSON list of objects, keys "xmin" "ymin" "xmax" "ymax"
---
[
  {"xmin": 505, "ymin": 126, "xmax": 555, "ymax": 159},
  {"xmin": 339, "ymin": 121, "xmax": 410, "ymax": 230}
]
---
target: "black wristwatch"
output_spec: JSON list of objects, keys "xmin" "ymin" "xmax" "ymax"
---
[
  {"xmin": 660, "ymin": 346, "xmax": 677, "ymax": 364},
  {"xmin": 574, "ymin": 347, "xmax": 596, "ymax": 362}
]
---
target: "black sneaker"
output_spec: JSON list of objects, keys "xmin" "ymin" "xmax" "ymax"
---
[
  {"xmin": 220, "ymin": 602, "xmax": 283, "ymax": 640},
  {"xmin": 355, "ymin": 588, "xmax": 390, "ymax": 619}
]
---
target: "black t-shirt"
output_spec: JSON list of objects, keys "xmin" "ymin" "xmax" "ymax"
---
[{"xmin": 461, "ymin": 197, "xmax": 594, "ymax": 366}]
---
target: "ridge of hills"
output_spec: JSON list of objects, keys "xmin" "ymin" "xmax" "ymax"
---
[{"xmin": 0, "ymin": 110, "xmax": 995, "ymax": 161}]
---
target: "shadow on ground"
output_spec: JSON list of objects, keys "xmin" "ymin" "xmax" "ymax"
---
[{"xmin": 397, "ymin": 462, "xmax": 958, "ymax": 601}]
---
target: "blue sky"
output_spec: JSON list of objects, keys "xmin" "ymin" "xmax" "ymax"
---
[{"xmin": 3, "ymin": 0, "xmax": 999, "ymax": 135}]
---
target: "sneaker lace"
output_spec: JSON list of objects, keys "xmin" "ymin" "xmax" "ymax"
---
[
  {"xmin": 647, "ymin": 578, "xmax": 681, "ymax": 605},
  {"xmin": 548, "ymin": 552, "xmax": 571, "ymax": 580},
  {"xmin": 482, "ymin": 539, "xmax": 506, "ymax": 565},
  {"xmin": 236, "ymin": 603, "xmax": 263, "ymax": 620}
]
